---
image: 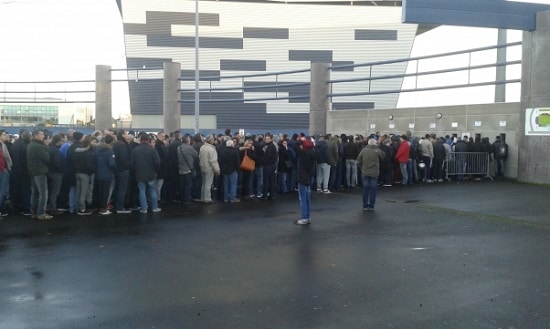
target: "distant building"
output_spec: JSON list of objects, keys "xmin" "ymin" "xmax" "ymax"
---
[{"xmin": 0, "ymin": 98, "xmax": 93, "ymax": 126}]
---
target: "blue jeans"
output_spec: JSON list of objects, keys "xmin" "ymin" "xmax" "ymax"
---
[
  {"xmin": 179, "ymin": 173, "xmax": 193, "ymax": 203},
  {"xmin": 115, "ymin": 170, "xmax": 129, "ymax": 211},
  {"xmin": 31, "ymin": 175, "xmax": 48, "ymax": 216},
  {"xmin": 254, "ymin": 166, "xmax": 263, "ymax": 197},
  {"xmin": 263, "ymin": 163, "xmax": 276, "ymax": 197},
  {"xmin": 47, "ymin": 172, "xmax": 62, "ymax": 211},
  {"xmin": 399, "ymin": 162, "xmax": 408, "ymax": 185},
  {"xmin": 316, "ymin": 163, "xmax": 330, "ymax": 190},
  {"xmin": 288, "ymin": 167, "xmax": 297, "ymax": 191},
  {"xmin": 223, "ymin": 171, "xmax": 238, "ymax": 201},
  {"xmin": 361, "ymin": 175, "xmax": 378, "ymax": 209},
  {"xmin": 75, "ymin": 172, "xmax": 91, "ymax": 212},
  {"xmin": 0, "ymin": 170, "xmax": 10, "ymax": 212},
  {"xmin": 345, "ymin": 159, "xmax": 357, "ymax": 187},
  {"xmin": 298, "ymin": 183, "xmax": 311, "ymax": 220},
  {"xmin": 407, "ymin": 159, "xmax": 414, "ymax": 184},
  {"xmin": 138, "ymin": 179, "xmax": 158, "ymax": 211},
  {"xmin": 192, "ymin": 170, "xmax": 202, "ymax": 200},
  {"xmin": 277, "ymin": 171, "xmax": 288, "ymax": 193}
]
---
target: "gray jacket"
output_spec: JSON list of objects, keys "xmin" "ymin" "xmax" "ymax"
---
[
  {"xmin": 357, "ymin": 144, "xmax": 386, "ymax": 178},
  {"xmin": 177, "ymin": 143, "xmax": 198, "ymax": 175}
]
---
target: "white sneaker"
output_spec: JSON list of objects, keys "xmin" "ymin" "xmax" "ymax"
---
[
  {"xmin": 294, "ymin": 218, "xmax": 311, "ymax": 225},
  {"xmin": 323, "ymin": 189, "xmax": 331, "ymax": 194},
  {"xmin": 99, "ymin": 210, "xmax": 112, "ymax": 216},
  {"xmin": 152, "ymin": 208, "xmax": 162, "ymax": 213}
]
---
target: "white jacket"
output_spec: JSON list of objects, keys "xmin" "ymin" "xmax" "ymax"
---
[{"xmin": 199, "ymin": 142, "xmax": 220, "ymax": 174}]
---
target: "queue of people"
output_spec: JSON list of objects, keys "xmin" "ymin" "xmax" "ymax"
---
[{"xmin": 0, "ymin": 128, "xmax": 508, "ymax": 224}]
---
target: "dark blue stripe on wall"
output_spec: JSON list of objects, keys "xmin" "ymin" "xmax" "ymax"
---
[
  {"xmin": 289, "ymin": 50, "xmax": 333, "ymax": 63},
  {"xmin": 125, "ymin": 11, "xmax": 219, "ymax": 35},
  {"xmin": 355, "ymin": 29, "xmax": 398, "ymax": 40},
  {"xmin": 148, "ymin": 35, "xmax": 243, "ymax": 49},
  {"xmin": 180, "ymin": 70, "xmax": 221, "ymax": 81},
  {"xmin": 331, "ymin": 61, "xmax": 355, "ymax": 72},
  {"xmin": 243, "ymin": 27, "xmax": 289, "ymax": 39},
  {"xmin": 181, "ymin": 92, "xmax": 243, "ymax": 101},
  {"xmin": 332, "ymin": 102, "xmax": 375, "ymax": 110},
  {"xmin": 220, "ymin": 60, "xmax": 266, "ymax": 71},
  {"xmin": 129, "ymin": 80, "xmax": 163, "ymax": 115},
  {"xmin": 181, "ymin": 102, "xmax": 309, "ymax": 130},
  {"xmin": 129, "ymin": 82, "xmax": 309, "ymax": 130},
  {"xmin": 244, "ymin": 81, "xmax": 309, "ymax": 94},
  {"xmin": 147, "ymin": 11, "xmax": 219, "ymax": 28}
]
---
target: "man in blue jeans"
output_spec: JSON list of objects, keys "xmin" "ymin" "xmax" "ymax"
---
[
  {"xmin": 294, "ymin": 137, "xmax": 315, "ymax": 225},
  {"xmin": 131, "ymin": 134, "xmax": 161, "ymax": 213},
  {"xmin": 113, "ymin": 129, "xmax": 132, "ymax": 214},
  {"xmin": 357, "ymin": 138, "xmax": 386, "ymax": 211}
]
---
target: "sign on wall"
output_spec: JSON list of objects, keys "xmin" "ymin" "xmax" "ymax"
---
[{"xmin": 525, "ymin": 108, "xmax": 550, "ymax": 136}]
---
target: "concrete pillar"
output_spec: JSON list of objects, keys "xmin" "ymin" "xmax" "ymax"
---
[
  {"xmin": 95, "ymin": 65, "xmax": 112, "ymax": 131},
  {"xmin": 309, "ymin": 63, "xmax": 331, "ymax": 136},
  {"xmin": 163, "ymin": 62, "xmax": 182, "ymax": 134},
  {"xmin": 495, "ymin": 29, "xmax": 507, "ymax": 103},
  {"xmin": 518, "ymin": 10, "xmax": 550, "ymax": 183}
]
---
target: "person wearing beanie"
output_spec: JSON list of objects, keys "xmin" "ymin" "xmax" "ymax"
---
[{"xmin": 294, "ymin": 137, "xmax": 315, "ymax": 225}]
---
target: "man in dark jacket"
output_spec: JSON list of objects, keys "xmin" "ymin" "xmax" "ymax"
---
[
  {"xmin": 95, "ymin": 134, "xmax": 117, "ymax": 215},
  {"xmin": 218, "ymin": 139, "xmax": 241, "ymax": 203},
  {"xmin": 167, "ymin": 130, "xmax": 182, "ymax": 202},
  {"xmin": 47, "ymin": 134, "xmax": 65, "ymax": 215},
  {"xmin": 453, "ymin": 136, "xmax": 469, "ymax": 181},
  {"xmin": 11, "ymin": 129, "xmax": 31, "ymax": 215},
  {"xmin": 177, "ymin": 134, "xmax": 198, "ymax": 205},
  {"xmin": 492, "ymin": 136, "xmax": 508, "ymax": 179},
  {"xmin": 112, "ymin": 129, "xmax": 131, "ymax": 214},
  {"xmin": 262, "ymin": 133, "xmax": 278, "ymax": 199},
  {"xmin": 155, "ymin": 132, "xmax": 169, "ymax": 202},
  {"xmin": 27, "ymin": 130, "xmax": 51, "ymax": 220},
  {"xmin": 131, "ymin": 134, "xmax": 161, "ymax": 213},
  {"xmin": 295, "ymin": 137, "xmax": 315, "ymax": 225}
]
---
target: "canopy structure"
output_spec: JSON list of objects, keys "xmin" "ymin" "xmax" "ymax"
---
[{"xmin": 402, "ymin": 0, "xmax": 550, "ymax": 31}]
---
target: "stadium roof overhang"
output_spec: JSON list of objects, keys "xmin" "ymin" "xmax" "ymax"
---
[{"xmin": 402, "ymin": 0, "xmax": 550, "ymax": 31}]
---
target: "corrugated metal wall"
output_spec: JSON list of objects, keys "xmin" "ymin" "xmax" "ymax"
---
[{"xmin": 120, "ymin": 0, "xmax": 417, "ymax": 131}]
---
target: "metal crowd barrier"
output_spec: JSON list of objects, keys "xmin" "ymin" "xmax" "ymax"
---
[{"xmin": 445, "ymin": 152, "xmax": 493, "ymax": 181}]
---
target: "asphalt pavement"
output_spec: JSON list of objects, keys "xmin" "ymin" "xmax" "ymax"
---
[{"xmin": 1, "ymin": 179, "xmax": 549, "ymax": 329}]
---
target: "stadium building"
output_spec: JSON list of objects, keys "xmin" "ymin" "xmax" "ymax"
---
[{"xmin": 118, "ymin": 0, "xmax": 421, "ymax": 131}]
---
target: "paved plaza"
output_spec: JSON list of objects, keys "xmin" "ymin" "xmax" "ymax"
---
[{"xmin": 1, "ymin": 180, "xmax": 549, "ymax": 329}]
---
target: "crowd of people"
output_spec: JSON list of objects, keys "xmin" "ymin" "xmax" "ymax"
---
[{"xmin": 0, "ymin": 128, "xmax": 508, "ymax": 223}]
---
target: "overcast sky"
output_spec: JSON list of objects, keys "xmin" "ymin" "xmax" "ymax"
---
[{"xmin": 0, "ymin": 0, "xmax": 547, "ymax": 117}]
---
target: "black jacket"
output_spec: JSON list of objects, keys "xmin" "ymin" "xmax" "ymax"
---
[
  {"xmin": 219, "ymin": 146, "xmax": 240, "ymax": 175},
  {"xmin": 297, "ymin": 147, "xmax": 315, "ymax": 186},
  {"xmin": 113, "ymin": 139, "xmax": 131, "ymax": 171},
  {"xmin": 11, "ymin": 138, "xmax": 29, "ymax": 175},
  {"xmin": 48, "ymin": 144, "xmax": 63, "ymax": 174},
  {"xmin": 263, "ymin": 142, "xmax": 278, "ymax": 165},
  {"xmin": 73, "ymin": 147, "xmax": 96, "ymax": 174},
  {"xmin": 130, "ymin": 142, "xmax": 160, "ymax": 182}
]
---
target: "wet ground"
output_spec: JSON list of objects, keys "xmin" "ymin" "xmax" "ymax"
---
[{"xmin": 1, "ymin": 180, "xmax": 549, "ymax": 329}]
